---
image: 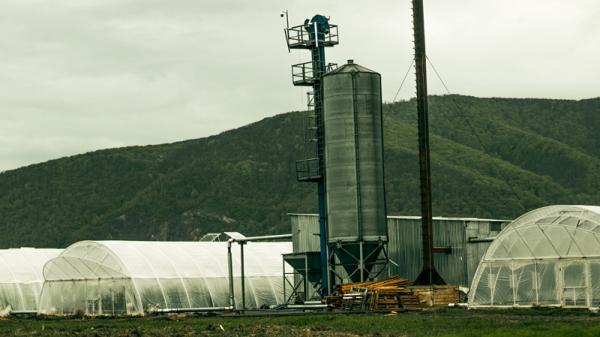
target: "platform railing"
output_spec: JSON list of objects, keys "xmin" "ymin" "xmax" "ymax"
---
[
  {"xmin": 286, "ymin": 24, "xmax": 339, "ymax": 49},
  {"xmin": 296, "ymin": 158, "xmax": 322, "ymax": 181}
]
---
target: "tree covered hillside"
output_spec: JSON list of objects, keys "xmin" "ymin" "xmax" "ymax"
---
[{"xmin": 0, "ymin": 95, "xmax": 599, "ymax": 248}]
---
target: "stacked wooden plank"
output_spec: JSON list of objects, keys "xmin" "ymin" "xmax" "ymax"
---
[
  {"xmin": 329, "ymin": 276, "xmax": 415, "ymax": 312},
  {"xmin": 399, "ymin": 293, "xmax": 421, "ymax": 309},
  {"xmin": 408, "ymin": 285, "xmax": 460, "ymax": 307},
  {"xmin": 335, "ymin": 276, "xmax": 412, "ymax": 293},
  {"xmin": 327, "ymin": 277, "xmax": 460, "ymax": 311}
]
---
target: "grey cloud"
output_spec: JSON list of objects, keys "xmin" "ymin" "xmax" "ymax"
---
[{"xmin": 0, "ymin": 0, "xmax": 598, "ymax": 171}]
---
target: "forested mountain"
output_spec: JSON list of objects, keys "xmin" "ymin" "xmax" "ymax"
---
[{"xmin": 1, "ymin": 95, "xmax": 599, "ymax": 248}]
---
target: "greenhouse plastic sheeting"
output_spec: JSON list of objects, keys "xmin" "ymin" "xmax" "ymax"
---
[
  {"xmin": 469, "ymin": 205, "xmax": 600, "ymax": 308},
  {"xmin": 0, "ymin": 248, "xmax": 62, "ymax": 313},
  {"xmin": 38, "ymin": 241, "xmax": 291, "ymax": 316}
]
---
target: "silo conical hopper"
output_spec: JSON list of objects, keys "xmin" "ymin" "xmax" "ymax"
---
[{"xmin": 322, "ymin": 60, "xmax": 388, "ymax": 283}]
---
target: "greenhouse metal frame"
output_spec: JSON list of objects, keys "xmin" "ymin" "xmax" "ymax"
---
[
  {"xmin": 469, "ymin": 205, "xmax": 600, "ymax": 309},
  {"xmin": 0, "ymin": 248, "xmax": 62, "ymax": 314},
  {"xmin": 39, "ymin": 240, "xmax": 291, "ymax": 316}
]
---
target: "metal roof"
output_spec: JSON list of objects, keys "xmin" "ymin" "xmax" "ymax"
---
[
  {"xmin": 324, "ymin": 60, "xmax": 377, "ymax": 75},
  {"xmin": 287, "ymin": 213, "xmax": 509, "ymax": 222}
]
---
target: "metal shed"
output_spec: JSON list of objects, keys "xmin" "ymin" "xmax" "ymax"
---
[
  {"xmin": 286, "ymin": 214, "xmax": 509, "ymax": 290},
  {"xmin": 387, "ymin": 216, "xmax": 510, "ymax": 288}
]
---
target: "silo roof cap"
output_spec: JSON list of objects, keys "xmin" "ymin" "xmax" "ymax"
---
[{"xmin": 325, "ymin": 60, "xmax": 378, "ymax": 76}]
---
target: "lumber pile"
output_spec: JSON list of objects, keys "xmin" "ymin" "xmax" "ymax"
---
[
  {"xmin": 328, "ymin": 276, "xmax": 415, "ymax": 312},
  {"xmin": 327, "ymin": 276, "xmax": 460, "ymax": 312},
  {"xmin": 336, "ymin": 276, "xmax": 412, "ymax": 293},
  {"xmin": 408, "ymin": 285, "xmax": 460, "ymax": 307}
]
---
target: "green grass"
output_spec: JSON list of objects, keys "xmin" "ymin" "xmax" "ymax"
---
[{"xmin": 2, "ymin": 309, "xmax": 600, "ymax": 337}]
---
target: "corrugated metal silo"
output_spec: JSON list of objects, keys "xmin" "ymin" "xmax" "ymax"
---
[{"xmin": 322, "ymin": 60, "xmax": 388, "ymax": 282}]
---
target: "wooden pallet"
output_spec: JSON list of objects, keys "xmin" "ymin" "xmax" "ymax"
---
[
  {"xmin": 399, "ymin": 294, "xmax": 421, "ymax": 309},
  {"xmin": 408, "ymin": 285, "xmax": 460, "ymax": 307},
  {"xmin": 341, "ymin": 290, "xmax": 368, "ymax": 312}
]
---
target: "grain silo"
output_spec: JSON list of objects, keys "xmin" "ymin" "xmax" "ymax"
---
[{"xmin": 322, "ymin": 60, "xmax": 388, "ymax": 284}]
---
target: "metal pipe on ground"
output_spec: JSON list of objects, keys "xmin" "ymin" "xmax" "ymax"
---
[
  {"xmin": 285, "ymin": 303, "xmax": 329, "ymax": 310},
  {"xmin": 149, "ymin": 307, "xmax": 233, "ymax": 314},
  {"xmin": 8, "ymin": 311, "xmax": 37, "ymax": 317}
]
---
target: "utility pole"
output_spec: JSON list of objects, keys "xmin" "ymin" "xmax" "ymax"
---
[{"xmin": 412, "ymin": 0, "xmax": 445, "ymax": 286}]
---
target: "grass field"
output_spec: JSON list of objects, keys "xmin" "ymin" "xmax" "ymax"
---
[{"xmin": 2, "ymin": 308, "xmax": 600, "ymax": 337}]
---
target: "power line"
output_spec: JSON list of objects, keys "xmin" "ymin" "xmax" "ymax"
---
[
  {"xmin": 426, "ymin": 56, "xmax": 451, "ymax": 95},
  {"xmin": 425, "ymin": 56, "xmax": 526, "ymax": 207},
  {"xmin": 393, "ymin": 60, "xmax": 415, "ymax": 102}
]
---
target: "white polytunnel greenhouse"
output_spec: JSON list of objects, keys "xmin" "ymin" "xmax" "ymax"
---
[
  {"xmin": 38, "ymin": 240, "xmax": 292, "ymax": 316},
  {"xmin": 469, "ymin": 205, "xmax": 600, "ymax": 309},
  {"xmin": 0, "ymin": 248, "xmax": 62, "ymax": 314}
]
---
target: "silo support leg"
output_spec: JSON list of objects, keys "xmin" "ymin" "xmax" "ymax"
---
[{"xmin": 359, "ymin": 242, "xmax": 364, "ymax": 282}]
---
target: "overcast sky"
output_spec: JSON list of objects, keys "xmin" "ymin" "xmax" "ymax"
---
[{"xmin": 1, "ymin": 0, "xmax": 598, "ymax": 172}]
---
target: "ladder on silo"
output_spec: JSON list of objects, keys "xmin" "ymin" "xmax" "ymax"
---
[
  {"xmin": 283, "ymin": 13, "xmax": 339, "ymax": 297},
  {"xmin": 285, "ymin": 17, "xmax": 338, "ymax": 182}
]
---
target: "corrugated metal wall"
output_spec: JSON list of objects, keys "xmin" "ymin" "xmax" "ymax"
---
[
  {"xmin": 289, "ymin": 214, "xmax": 509, "ymax": 288},
  {"xmin": 388, "ymin": 217, "xmax": 466, "ymax": 285},
  {"xmin": 465, "ymin": 241, "xmax": 493, "ymax": 286},
  {"xmin": 387, "ymin": 217, "xmax": 509, "ymax": 288},
  {"xmin": 290, "ymin": 214, "xmax": 321, "ymax": 253},
  {"xmin": 464, "ymin": 220, "xmax": 504, "ymax": 288}
]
